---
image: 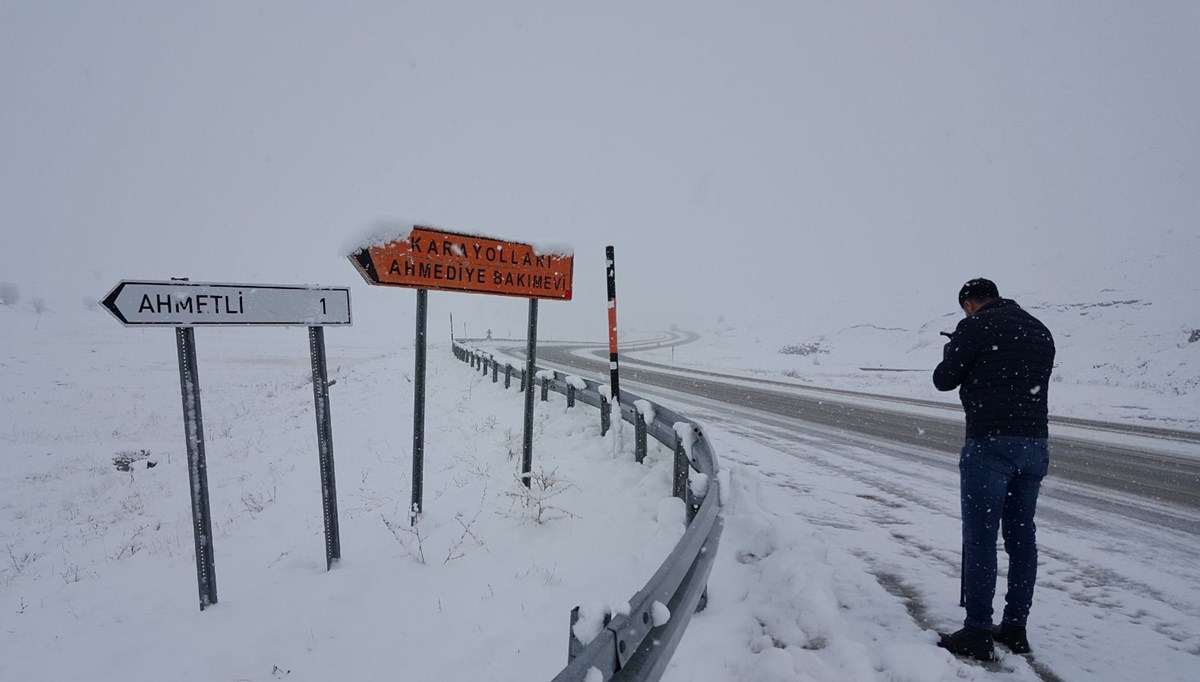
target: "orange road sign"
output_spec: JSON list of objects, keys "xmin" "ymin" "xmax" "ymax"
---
[{"xmin": 349, "ymin": 226, "xmax": 573, "ymax": 300}]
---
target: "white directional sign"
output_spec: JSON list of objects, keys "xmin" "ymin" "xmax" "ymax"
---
[{"xmin": 102, "ymin": 280, "xmax": 352, "ymax": 326}]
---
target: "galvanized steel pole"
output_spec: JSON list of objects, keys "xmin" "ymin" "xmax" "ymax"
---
[
  {"xmin": 308, "ymin": 326, "xmax": 341, "ymax": 569},
  {"xmin": 411, "ymin": 289, "xmax": 428, "ymax": 523},
  {"xmin": 175, "ymin": 326, "xmax": 218, "ymax": 610},
  {"xmin": 521, "ymin": 298, "xmax": 539, "ymax": 488}
]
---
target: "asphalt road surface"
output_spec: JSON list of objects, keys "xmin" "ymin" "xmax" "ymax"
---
[{"xmin": 488, "ymin": 335, "xmax": 1200, "ymax": 534}]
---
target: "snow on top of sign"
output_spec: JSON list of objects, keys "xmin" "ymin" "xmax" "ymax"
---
[
  {"xmin": 340, "ymin": 217, "xmax": 575, "ymax": 258},
  {"xmin": 340, "ymin": 218, "xmax": 416, "ymax": 256},
  {"xmin": 429, "ymin": 230, "xmax": 572, "ymax": 258},
  {"xmin": 530, "ymin": 241, "xmax": 574, "ymax": 257}
]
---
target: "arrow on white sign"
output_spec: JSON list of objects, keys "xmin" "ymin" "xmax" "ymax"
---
[{"xmin": 101, "ymin": 281, "xmax": 352, "ymax": 327}]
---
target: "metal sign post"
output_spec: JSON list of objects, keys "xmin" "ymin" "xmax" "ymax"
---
[
  {"xmin": 175, "ymin": 325, "xmax": 218, "ymax": 610},
  {"xmin": 412, "ymin": 289, "xmax": 428, "ymax": 523},
  {"xmin": 521, "ymin": 299, "xmax": 539, "ymax": 488},
  {"xmin": 309, "ymin": 326, "xmax": 341, "ymax": 569},
  {"xmin": 101, "ymin": 279, "xmax": 352, "ymax": 610}
]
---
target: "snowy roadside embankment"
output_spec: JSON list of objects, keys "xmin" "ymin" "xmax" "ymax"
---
[{"xmin": 0, "ymin": 307, "xmax": 683, "ymax": 681}]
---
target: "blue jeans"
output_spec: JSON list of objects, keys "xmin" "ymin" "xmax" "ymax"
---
[{"xmin": 959, "ymin": 436, "xmax": 1049, "ymax": 630}]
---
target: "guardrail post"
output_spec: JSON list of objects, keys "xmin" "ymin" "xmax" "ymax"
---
[
  {"xmin": 600, "ymin": 396, "xmax": 610, "ymax": 436},
  {"xmin": 567, "ymin": 384, "xmax": 575, "ymax": 408},
  {"xmin": 505, "ymin": 364, "xmax": 512, "ymax": 389},
  {"xmin": 492, "ymin": 357, "xmax": 498, "ymax": 383},
  {"xmin": 672, "ymin": 432, "xmax": 690, "ymax": 505},
  {"xmin": 568, "ymin": 606, "xmax": 611, "ymax": 664},
  {"xmin": 635, "ymin": 410, "xmax": 647, "ymax": 464},
  {"xmin": 540, "ymin": 376, "xmax": 549, "ymax": 402}
]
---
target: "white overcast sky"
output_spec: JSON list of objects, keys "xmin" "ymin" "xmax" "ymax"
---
[{"xmin": 3, "ymin": 2, "xmax": 1198, "ymax": 341}]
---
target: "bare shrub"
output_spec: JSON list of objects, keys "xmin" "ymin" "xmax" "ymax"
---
[
  {"xmin": 382, "ymin": 514, "xmax": 426, "ymax": 564},
  {"xmin": 504, "ymin": 467, "xmax": 576, "ymax": 525}
]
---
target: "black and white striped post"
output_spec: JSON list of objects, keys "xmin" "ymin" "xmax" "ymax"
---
[{"xmin": 606, "ymin": 245, "xmax": 621, "ymax": 407}]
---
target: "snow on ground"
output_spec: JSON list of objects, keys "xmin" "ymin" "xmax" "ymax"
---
[
  {"xmin": 0, "ymin": 305, "xmax": 682, "ymax": 681},
  {"xmin": 4, "ymin": 304, "xmax": 1198, "ymax": 682},
  {"xmin": 654, "ymin": 393, "xmax": 1200, "ymax": 682}
]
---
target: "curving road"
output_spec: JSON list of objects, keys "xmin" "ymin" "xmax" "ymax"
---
[{"xmin": 485, "ymin": 333, "xmax": 1200, "ymax": 534}]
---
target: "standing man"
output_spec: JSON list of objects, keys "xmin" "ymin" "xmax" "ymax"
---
[{"xmin": 933, "ymin": 278, "xmax": 1055, "ymax": 661}]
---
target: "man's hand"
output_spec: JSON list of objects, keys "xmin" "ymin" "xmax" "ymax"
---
[{"xmin": 940, "ymin": 331, "xmax": 954, "ymax": 339}]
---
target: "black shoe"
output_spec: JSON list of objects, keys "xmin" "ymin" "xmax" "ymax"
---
[
  {"xmin": 937, "ymin": 625, "xmax": 996, "ymax": 661},
  {"xmin": 995, "ymin": 622, "xmax": 1031, "ymax": 654}
]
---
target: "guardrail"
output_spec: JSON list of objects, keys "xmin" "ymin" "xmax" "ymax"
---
[{"xmin": 452, "ymin": 342, "xmax": 724, "ymax": 682}]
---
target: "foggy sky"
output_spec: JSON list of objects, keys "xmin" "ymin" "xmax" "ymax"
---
[{"xmin": 3, "ymin": 2, "xmax": 1198, "ymax": 342}]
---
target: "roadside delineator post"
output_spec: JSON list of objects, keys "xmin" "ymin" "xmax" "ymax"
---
[{"xmin": 605, "ymin": 246, "xmax": 623, "ymax": 449}]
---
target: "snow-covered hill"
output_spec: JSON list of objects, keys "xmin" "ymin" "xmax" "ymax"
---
[{"xmin": 633, "ymin": 278, "xmax": 1199, "ymax": 430}]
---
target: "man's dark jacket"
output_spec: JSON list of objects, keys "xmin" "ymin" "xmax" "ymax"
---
[{"xmin": 933, "ymin": 299, "xmax": 1055, "ymax": 438}]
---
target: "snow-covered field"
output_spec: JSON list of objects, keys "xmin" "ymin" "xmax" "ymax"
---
[
  {"xmin": 3, "ymin": 301, "xmax": 1198, "ymax": 681},
  {"xmin": 0, "ymin": 305, "xmax": 685, "ymax": 681},
  {"xmin": 628, "ymin": 276, "xmax": 1200, "ymax": 432}
]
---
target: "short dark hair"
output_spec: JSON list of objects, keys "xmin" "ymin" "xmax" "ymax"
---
[{"xmin": 958, "ymin": 278, "xmax": 1000, "ymax": 305}]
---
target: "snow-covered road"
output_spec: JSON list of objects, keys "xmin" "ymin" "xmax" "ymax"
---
[{"xmin": 485, "ymin": 336, "xmax": 1200, "ymax": 681}]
